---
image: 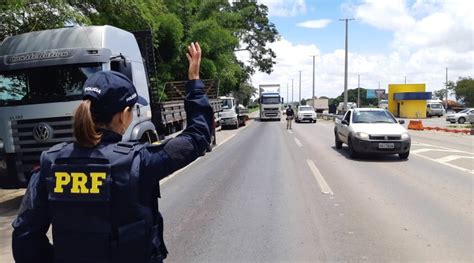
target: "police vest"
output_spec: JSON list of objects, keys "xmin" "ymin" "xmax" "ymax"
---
[{"xmin": 42, "ymin": 141, "xmax": 167, "ymax": 263}]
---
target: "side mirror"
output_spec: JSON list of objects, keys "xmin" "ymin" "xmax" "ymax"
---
[
  {"xmin": 111, "ymin": 54, "xmax": 133, "ymax": 81},
  {"xmin": 398, "ymin": 120, "xmax": 405, "ymax": 124},
  {"xmin": 342, "ymin": 120, "xmax": 349, "ymax": 126}
]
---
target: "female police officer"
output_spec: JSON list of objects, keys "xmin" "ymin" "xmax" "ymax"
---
[{"xmin": 12, "ymin": 42, "xmax": 212, "ymax": 263}]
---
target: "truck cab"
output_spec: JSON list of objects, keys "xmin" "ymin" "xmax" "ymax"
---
[
  {"xmin": 0, "ymin": 26, "xmax": 156, "ymax": 188},
  {"xmin": 220, "ymin": 96, "xmax": 246, "ymax": 129}
]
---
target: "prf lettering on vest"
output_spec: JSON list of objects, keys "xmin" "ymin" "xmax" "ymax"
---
[{"xmin": 54, "ymin": 172, "xmax": 107, "ymax": 194}]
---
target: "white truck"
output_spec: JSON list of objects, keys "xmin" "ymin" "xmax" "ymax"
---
[
  {"xmin": 0, "ymin": 25, "xmax": 221, "ymax": 188},
  {"xmin": 259, "ymin": 84, "xmax": 283, "ymax": 121},
  {"xmin": 219, "ymin": 96, "xmax": 247, "ymax": 129}
]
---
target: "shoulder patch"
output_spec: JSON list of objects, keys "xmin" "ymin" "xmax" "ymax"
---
[{"xmin": 46, "ymin": 142, "xmax": 69, "ymax": 154}]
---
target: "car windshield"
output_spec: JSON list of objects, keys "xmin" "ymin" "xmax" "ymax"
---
[
  {"xmin": 352, "ymin": 110, "xmax": 397, "ymax": 124},
  {"xmin": 430, "ymin": 104, "xmax": 442, "ymax": 109},
  {"xmin": 0, "ymin": 63, "xmax": 102, "ymax": 106},
  {"xmin": 458, "ymin": 108, "xmax": 470, "ymax": 113},
  {"xmin": 299, "ymin": 106, "xmax": 313, "ymax": 111}
]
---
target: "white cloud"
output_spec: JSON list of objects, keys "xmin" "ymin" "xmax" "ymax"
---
[
  {"xmin": 258, "ymin": 0, "xmax": 307, "ymax": 17},
  {"xmin": 297, "ymin": 19, "xmax": 331, "ymax": 29}
]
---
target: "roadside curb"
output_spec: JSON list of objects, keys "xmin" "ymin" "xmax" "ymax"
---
[{"xmin": 408, "ymin": 120, "xmax": 472, "ymax": 135}]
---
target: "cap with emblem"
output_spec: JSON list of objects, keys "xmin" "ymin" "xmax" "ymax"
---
[{"xmin": 83, "ymin": 71, "xmax": 148, "ymax": 123}]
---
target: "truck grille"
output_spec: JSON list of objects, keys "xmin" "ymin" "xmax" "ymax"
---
[
  {"xmin": 369, "ymin": 135, "xmax": 401, "ymax": 140},
  {"xmin": 11, "ymin": 116, "xmax": 75, "ymax": 181}
]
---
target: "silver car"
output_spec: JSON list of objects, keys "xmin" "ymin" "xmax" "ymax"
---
[{"xmin": 446, "ymin": 108, "xmax": 474, "ymax": 124}]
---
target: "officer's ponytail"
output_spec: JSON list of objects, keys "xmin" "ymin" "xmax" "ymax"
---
[{"xmin": 74, "ymin": 100, "xmax": 102, "ymax": 148}]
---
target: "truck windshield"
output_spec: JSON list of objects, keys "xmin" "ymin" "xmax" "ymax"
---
[
  {"xmin": 0, "ymin": 63, "xmax": 101, "ymax": 106},
  {"xmin": 352, "ymin": 110, "xmax": 397, "ymax": 124},
  {"xmin": 261, "ymin": 96, "xmax": 280, "ymax": 104},
  {"xmin": 222, "ymin": 99, "xmax": 233, "ymax": 109}
]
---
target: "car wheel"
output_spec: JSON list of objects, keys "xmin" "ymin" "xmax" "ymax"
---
[
  {"xmin": 399, "ymin": 152, "xmax": 409, "ymax": 159},
  {"xmin": 335, "ymin": 133, "xmax": 342, "ymax": 149},
  {"xmin": 458, "ymin": 117, "xmax": 465, "ymax": 124},
  {"xmin": 450, "ymin": 120, "xmax": 455, "ymax": 124},
  {"xmin": 348, "ymin": 138, "xmax": 358, "ymax": 159}
]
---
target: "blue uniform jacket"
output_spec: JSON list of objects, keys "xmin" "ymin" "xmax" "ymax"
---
[{"xmin": 11, "ymin": 79, "xmax": 213, "ymax": 263}]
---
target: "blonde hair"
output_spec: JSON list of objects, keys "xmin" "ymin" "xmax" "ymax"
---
[{"xmin": 73, "ymin": 100, "xmax": 102, "ymax": 148}]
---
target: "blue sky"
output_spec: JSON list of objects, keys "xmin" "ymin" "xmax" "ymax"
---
[{"xmin": 237, "ymin": 0, "xmax": 473, "ymax": 100}]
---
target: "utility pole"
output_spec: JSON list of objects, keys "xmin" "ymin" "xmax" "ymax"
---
[
  {"xmin": 286, "ymin": 83, "xmax": 289, "ymax": 105},
  {"xmin": 357, "ymin": 74, "xmax": 360, "ymax": 107},
  {"xmin": 404, "ymin": 76, "xmax": 407, "ymax": 84},
  {"xmin": 445, "ymin": 67, "xmax": 448, "ymax": 110},
  {"xmin": 298, "ymin": 70, "xmax": 302, "ymax": 105},
  {"xmin": 312, "ymin": 55, "xmax": 317, "ymax": 106},
  {"xmin": 291, "ymin": 78, "xmax": 294, "ymax": 103},
  {"xmin": 339, "ymin": 18, "xmax": 354, "ymax": 111}
]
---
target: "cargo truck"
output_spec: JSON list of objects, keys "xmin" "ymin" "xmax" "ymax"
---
[
  {"xmin": 259, "ymin": 84, "xmax": 283, "ymax": 121},
  {"xmin": 0, "ymin": 25, "xmax": 221, "ymax": 188}
]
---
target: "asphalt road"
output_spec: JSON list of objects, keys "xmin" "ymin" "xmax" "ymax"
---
[
  {"xmin": 1, "ymin": 115, "xmax": 473, "ymax": 262},
  {"xmin": 161, "ymin": 118, "xmax": 473, "ymax": 262}
]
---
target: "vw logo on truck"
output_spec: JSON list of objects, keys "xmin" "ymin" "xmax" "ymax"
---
[{"xmin": 33, "ymin": 123, "xmax": 53, "ymax": 142}]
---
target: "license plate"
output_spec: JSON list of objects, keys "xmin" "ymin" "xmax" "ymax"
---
[{"xmin": 378, "ymin": 143, "xmax": 394, "ymax": 149}]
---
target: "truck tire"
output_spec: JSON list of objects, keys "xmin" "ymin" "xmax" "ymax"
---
[
  {"xmin": 234, "ymin": 121, "xmax": 239, "ymax": 129},
  {"xmin": 458, "ymin": 117, "xmax": 466, "ymax": 124}
]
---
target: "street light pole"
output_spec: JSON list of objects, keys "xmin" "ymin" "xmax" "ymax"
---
[
  {"xmin": 286, "ymin": 83, "xmax": 289, "ymax": 105},
  {"xmin": 340, "ymin": 18, "xmax": 354, "ymax": 111},
  {"xmin": 357, "ymin": 74, "xmax": 360, "ymax": 107},
  {"xmin": 298, "ymin": 70, "xmax": 302, "ymax": 105},
  {"xmin": 404, "ymin": 76, "xmax": 407, "ymax": 84},
  {"xmin": 291, "ymin": 78, "xmax": 294, "ymax": 103},
  {"xmin": 312, "ymin": 55, "xmax": 316, "ymax": 106},
  {"xmin": 445, "ymin": 67, "xmax": 448, "ymax": 110}
]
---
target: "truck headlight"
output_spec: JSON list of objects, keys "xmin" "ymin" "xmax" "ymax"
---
[
  {"xmin": 355, "ymin": 132, "xmax": 369, "ymax": 140},
  {"xmin": 401, "ymin": 133, "xmax": 410, "ymax": 140}
]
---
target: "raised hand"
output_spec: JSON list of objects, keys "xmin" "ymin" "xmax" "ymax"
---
[{"xmin": 186, "ymin": 42, "xmax": 201, "ymax": 80}]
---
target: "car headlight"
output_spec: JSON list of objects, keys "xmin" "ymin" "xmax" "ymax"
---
[
  {"xmin": 401, "ymin": 133, "xmax": 410, "ymax": 140},
  {"xmin": 355, "ymin": 132, "xmax": 369, "ymax": 140}
]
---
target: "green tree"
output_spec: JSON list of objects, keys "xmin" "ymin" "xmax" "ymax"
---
[{"xmin": 453, "ymin": 77, "xmax": 474, "ymax": 106}]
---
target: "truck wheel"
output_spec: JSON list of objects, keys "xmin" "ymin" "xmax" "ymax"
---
[
  {"xmin": 399, "ymin": 152, "xmax": 409, "ymax": 159},
  {"xmin": 235, "ymin": 122, "xmax": 239, "ymax": 129},
  {"xmin": 335, "ymin": 133, "xmax": 342, "ymax": 149},
  {"xmin": 458, "ymin": 117, "xmax": 465, "ymax": 124},
  {"xmin": 348, "ymin": 138, "xmax": 358, "ymax": 159}
]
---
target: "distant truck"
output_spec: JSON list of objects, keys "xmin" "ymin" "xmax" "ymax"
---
[
  {"xmin": 259, "ymin": 84, "xmax": 283, "ymax": 121},
  {"xmin": 337, "ymin": 102, "xmax": 357, "ymax": 115},
  {"xmin": 0, "ymin": 25, "xmax": 221, "ymax": 188},
  {"xmin": 310, "ymin": 98, "xmax": 329, "ymax": 114},
  {"xmin": 219, "ymin": 96, "xmax": 247, "ymax": 129}
]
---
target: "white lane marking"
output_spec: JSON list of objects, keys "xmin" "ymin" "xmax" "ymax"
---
[
  {"xmin": 412, "ymin": 148, "xmax": 465, "ymax": 154},
  {"xmin": 161, "ymin": 120, "xmax": 252, "ymax": 185},
  {"xmin": 306, "ymin": 159, "xmax": 334, "ymax": 195},
  {"xmin": 411, "ymin": 153, "xmax": 474, "ymax": 175},
  {"xmin": 288, "ymin": 130, "xmax": 293, "ymax": 134},
  {"xmin": 411, "ymin": 141, "xmax": 473, "ymax": 155},
  {"xmin": 435, "ymin": 155, "xmax": 474, "ymax": 163},
  {"xmin": 294, "ymin": 138, "xmax": 303, "ymax": 147}
]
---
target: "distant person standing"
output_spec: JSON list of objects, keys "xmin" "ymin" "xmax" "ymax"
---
[{"xmin": 286, "ymin": 105, "xmax": 295, "ymax": 129}]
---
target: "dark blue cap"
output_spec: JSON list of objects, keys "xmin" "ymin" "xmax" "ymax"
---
[{"xmin": 82, "ymin": 71, "xmax": 148, "ymax": 123}]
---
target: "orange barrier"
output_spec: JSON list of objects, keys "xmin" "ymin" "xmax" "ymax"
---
[
  {"xmin": 422, "ymin": 126, "xmax": 471, "ymax": 135},
  {"xmin": 408, "ymin": 120, "xmax": 424, "ymax": 130}
]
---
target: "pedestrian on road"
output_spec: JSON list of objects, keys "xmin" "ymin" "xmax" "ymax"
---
[
  {"xmin": 286, "ymin": 105, "xmax": 295, "ymax": 129},
  {"xmin": 11, "ymin": 42, "xmax": 212, "ymax": 263}
]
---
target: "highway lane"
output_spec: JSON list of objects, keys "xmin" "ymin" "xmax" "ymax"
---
[{"xmin": 162, "ymin": 118, "xmax": 473, "ymax": 262}]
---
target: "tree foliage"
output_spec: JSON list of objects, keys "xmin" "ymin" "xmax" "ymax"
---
[
  {"xmin": 330, "ymin": 88, "xmax": 379, "ymax": 107},
  {"xmin": 453, "ymin": 77, "xmax": 474, "ymax": 106},
  {"xmin": 0, "ymin": 0, "xmax": 278, "ymax": 104}
]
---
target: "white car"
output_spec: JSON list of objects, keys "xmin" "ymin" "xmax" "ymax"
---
[
  {"xmin": 446, "ymin": 108, "xmax": 474, "ymax": 124},
  {"xmin": 334, "ymin": 108, "xmax": 411, "ymax": 159},
  {"xmin": 296, "ymin": 105, "xmax": 317, "ymax": 123}
]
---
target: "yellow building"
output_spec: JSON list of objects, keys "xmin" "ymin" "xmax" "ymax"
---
[{"xmin": 388, "ymin": 84, "xmax": 431, "ymax": 118}]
